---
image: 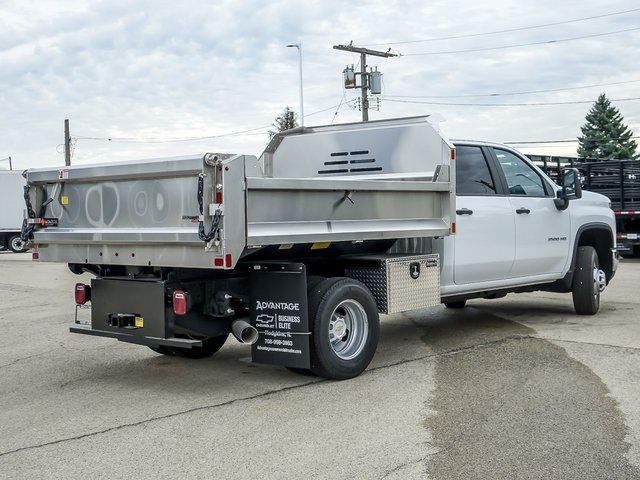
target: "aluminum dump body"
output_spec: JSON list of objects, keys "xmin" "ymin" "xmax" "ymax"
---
[{"xmin": 24, "ymin": 116, "xmax": 455, "ymax": 269}]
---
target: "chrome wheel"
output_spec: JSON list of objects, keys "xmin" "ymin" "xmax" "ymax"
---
[
  {"xmin": 10, "ymin": 236, "xmax": 25, "ymax": 252},
  {"xmin": 329, "ymin": 299, "xmax": 369, "ymax": 360},
  {"xmin": 594, "ymin": 267, "xmax": 606, "ymax": 294}
]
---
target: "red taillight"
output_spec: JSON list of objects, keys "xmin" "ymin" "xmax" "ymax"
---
[
  {"xmin": 215, "ymin": 191, "xmax": 223, "ymax": 204},
  {"xmin": 172, "ymin": 290, "xmax": 189, "ymax": 316},
  {"xmin": 32, "ymin": 252, "xmax": 40, "ymax": 261},
  {"xmin": 75, "ymin": 284, "xmax": 91, "ymax": 305},
  {"xmin": 225, "ymin": 253, "xmax": 233, "ymax": 268},
  {"xmin": 214, "ymin": 257, "xmax": 224, "ymax": 267}
]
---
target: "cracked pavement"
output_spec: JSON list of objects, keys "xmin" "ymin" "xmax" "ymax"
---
[{"xmin": 0, "ymin": 252, "xmax": 639, "ymax": 479}]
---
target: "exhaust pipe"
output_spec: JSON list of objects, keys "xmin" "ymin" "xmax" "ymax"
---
[{"xmin": 231, "ymin": 319, "xmax": 259, "ymax": 345}]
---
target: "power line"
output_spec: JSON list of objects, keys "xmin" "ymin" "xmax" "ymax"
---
[
  {"xmin": 400, "ymin": 26, "xmax": 640, "ymax": 56},
  {"xmin": 381, "ymin": 96, "xmax": 640, "ymax": 107},
  {"xmin": 330, "ymin": 91, "xmax": 348, "ymax": 125},
  {"xmin": 74, "ymin": 101, "xmax": 356, "ymax": 144},
  {"xmin": 505, "ymin": 135, "xmax": 640, "ymax": 145},
  {"xmin": 307, "ymin": 99, "xmax": 357, "ymax": 116},
  {"xmin": 74, "ymin": 124, "xmax": 272, "ymax": 144},
  {"xmin": 383, "ymin": 78, "xmax": 640, "ymax": 99},
  {"xmin": 365, "ymin": 8, "xmax": 640, "ymax": 46}
]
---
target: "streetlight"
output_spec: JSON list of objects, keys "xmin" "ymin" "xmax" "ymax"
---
[{"xmin": 286, "ymin": 42, "xmax": 304, "ymax": 127}]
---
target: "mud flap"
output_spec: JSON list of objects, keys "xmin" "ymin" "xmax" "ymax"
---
[{"xmin": 249, "ymin": 262, "xmax": 311, "ymax": 369}]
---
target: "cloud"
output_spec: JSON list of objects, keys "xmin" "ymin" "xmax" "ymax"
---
[{"xmin": 1, "ymin": 0, "xmax": 639, "ymax": 168}]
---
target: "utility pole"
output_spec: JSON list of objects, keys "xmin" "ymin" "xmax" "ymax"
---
[
  {"xmin": 285, "ymin": 43, "xmax": 304, "ymax": 127},
  {"xmin": 64, "ymin": 118, "xmax": 71, "ymax": 166},
  {"xmin": 333, "ymin": 44, "xmax": 397, "ymax": 122},
  {"xmin": 359, "ymin": 52, "xmax": 368, "ymax": 122}
]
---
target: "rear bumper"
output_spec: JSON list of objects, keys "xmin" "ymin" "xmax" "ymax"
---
[{"xmin": 70, "ymin": 325, "xmax": 203, "ymax": 348}]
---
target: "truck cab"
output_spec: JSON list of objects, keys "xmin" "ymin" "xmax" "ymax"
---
[{"xmin": 440, "ymin": 140, "xmax": 618, "ymax": 314}]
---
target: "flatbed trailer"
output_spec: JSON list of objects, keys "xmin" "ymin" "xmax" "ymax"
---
[
  {"xmin": 528, "ymin": 154, "xmax": 640, "ymax": 256},
  {"xmin": 23, "ymin": 116, "xmax": 455, "ymax": 379}
]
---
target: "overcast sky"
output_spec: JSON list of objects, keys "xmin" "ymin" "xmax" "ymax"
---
[{"xmin": 1, "ymin": 0, "xmax": 639, "ymax": 169}]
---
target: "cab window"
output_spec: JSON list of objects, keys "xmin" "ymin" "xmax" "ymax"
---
[
  {"xmin": 493, "ymin": 148, "xmax": 547, "ymax": 196},
  {"xmin": 455, "ymin": 146, "xmax": 497, "ymax": 195}
]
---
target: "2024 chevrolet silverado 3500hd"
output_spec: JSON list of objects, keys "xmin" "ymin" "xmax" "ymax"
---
[{"xmin": 21, "ymin": 117, "xmax": 617, "ymax": 380}]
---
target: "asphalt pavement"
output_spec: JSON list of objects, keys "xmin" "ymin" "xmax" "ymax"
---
[{"xmin": 0, "ymin": 251, "xmax": 638, "ymax": 479}]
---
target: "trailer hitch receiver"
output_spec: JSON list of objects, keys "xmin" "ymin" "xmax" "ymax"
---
[{"xmin": 107, "ymin": 313, "xmax": 143, "ymax": 329}]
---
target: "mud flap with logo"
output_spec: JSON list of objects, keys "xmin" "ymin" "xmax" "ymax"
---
[{"xmin": 249, "ymin": 262, "xmax": 311, "ymax": 369}]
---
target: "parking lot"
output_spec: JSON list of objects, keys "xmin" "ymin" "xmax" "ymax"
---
[{"xmin": 0, "ymin": 251, "xmax": 638, "ymax": 479}]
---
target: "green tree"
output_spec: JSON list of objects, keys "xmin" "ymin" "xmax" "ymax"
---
[
  {"xmin": 268, "ymin": 106, "xmax": 298, "ymax": 139},
  {"xmin": 577, "ymin": 93, "xmax": 637, "ymax": 160}
]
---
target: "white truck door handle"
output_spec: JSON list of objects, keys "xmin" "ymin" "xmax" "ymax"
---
[
  {"xmin": 516, "ymin": 207, "xmax": 531, "ymax": 214},
  {"xmin": 456, "ymin": 208, "xmax": 473, "ymax": 215}
]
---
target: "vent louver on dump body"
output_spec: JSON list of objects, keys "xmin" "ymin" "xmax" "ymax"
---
[{"xmin": 318, "ymin": 150, "xmax": 382, "ymax": 175}]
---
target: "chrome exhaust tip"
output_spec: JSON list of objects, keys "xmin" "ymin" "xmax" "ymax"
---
[{"xmin": 231, "ymin": 319, "xmax": 259, "ymax": 344}]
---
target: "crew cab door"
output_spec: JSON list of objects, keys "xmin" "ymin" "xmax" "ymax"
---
[
  {"xmin": 490, "ymin": 148, "xmax": 570, "ymax": 277},
  {"xmin": 453, "ymin": 145, "xmax": 516, "ymax": 284}
]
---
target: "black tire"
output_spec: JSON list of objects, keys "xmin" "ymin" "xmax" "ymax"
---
[
  {"xmin": 572, "ymin": 246, "xmax": 601, "ymax": 315},
  {"xmin": 8, "ymin": 234, "xmax": 28, "ymax": 253},
  {"xmin": 444, "ymin": 300, "xmax": 467, "ymax": 309},
  {"xmin": 307, "ymin": 278, "xmax": 379, "ymax": 380},
  {"xmin": 149, "ymin": 334, "xmax": 229, "ymax": 359}
]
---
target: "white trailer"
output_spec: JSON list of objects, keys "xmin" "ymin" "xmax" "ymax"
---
[{"xmin": 0, "ymin": 170, "xmax": 29, "ymax": 252}]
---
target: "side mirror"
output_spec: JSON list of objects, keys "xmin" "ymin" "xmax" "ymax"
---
[
  {"xmin": 561, "ymin": 168, "xmax": 582, "ymax": 200},
  {"xmin": 554, "ymin": 168, "xmax": 582, "ymax": 210}
]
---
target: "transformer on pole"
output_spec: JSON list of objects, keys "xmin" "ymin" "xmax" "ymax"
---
[{"xmin": 333, "ymin": 43, "xmax": 398, "ymax": 122}]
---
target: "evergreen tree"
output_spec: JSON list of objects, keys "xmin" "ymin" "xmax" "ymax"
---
[
  {"xmin": 577, "ymin": 93, "xmax": 637, "ymax": 160},
  {"xmin": 268, "ymin": 106, "xmax": 298, "ymax": 139}
]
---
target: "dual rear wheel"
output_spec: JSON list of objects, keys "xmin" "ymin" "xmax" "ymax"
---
[{"xmin": 302, "ymin": 278, "xmax": 380, "ymax": 380}]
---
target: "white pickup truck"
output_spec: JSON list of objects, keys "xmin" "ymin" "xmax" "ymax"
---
[
  {"xmin": 440, "ymin": 140, "xmax": 617, "ymax": 316},
  {"xmin": 22, "ymin": 117, "xmax": 617, "ymax": 380}
]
